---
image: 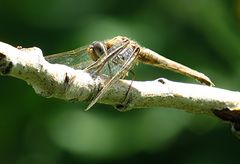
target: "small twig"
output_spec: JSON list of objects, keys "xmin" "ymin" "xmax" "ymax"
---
[{"xmin": 1, "ymin": 41, "xmax": 240, "ymax": 134}]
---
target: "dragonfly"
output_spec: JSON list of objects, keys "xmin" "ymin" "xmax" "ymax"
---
[{"xmin": 45, "ymin": 36, "xmax": 214, "ymax": 111}]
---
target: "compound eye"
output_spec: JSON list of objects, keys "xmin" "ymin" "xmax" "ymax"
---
[{"xmin": 91, "ymin": 41, "xmax": 106, "ymax": 57}]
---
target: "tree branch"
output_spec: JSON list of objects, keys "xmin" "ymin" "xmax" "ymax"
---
[{"xmin": 1, "ymin": 41, "xmax": 240, "ymax": 132}]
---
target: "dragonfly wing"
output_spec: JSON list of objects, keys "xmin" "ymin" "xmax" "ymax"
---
[
  {"xmin": 85, "ymin": 47, "xmax": 139, "ymax": 111},
  {"xmin": 84, "ymin": 39, "xmax": 129, "ymax": 72},
  {"xmin": 45, "ymin": 45, "xmax": 94, "ymax": 69}
]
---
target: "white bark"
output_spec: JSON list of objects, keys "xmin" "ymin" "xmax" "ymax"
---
[{"xmin": 0, "ymin": 41, "xmax": 240, "ymax": 115}]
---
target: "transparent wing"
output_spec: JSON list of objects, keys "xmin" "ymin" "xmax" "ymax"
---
[
  {"xmin": 98, "ymin": 46, "xmax": 137, "ymax": 77},
  {"xmin": 85, "ymin": 47, "xmax": 139, "ymax": 111},
  {"xmin": 85, "ymin": 40, "xmax": 130, "ymax": 76},
  {"xmin": 84, "ymin": 39, "xmax": 129, "ymax": 72},
  {"xmin": 45, "ymin": 45, "xmax": 94, "ymax": 69}
]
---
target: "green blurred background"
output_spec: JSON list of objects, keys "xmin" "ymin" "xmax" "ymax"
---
[{"xmin": 0, "ymin": 0, "xmax": 240, "ymax": 163}]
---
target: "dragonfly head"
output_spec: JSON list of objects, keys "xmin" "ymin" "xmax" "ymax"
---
[{"xmin": 89, "ymin": 41, "xmax": 107, "ymax": 61}]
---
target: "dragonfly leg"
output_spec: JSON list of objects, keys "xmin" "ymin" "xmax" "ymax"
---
[
  {"xmin": 107, "ymin": 63, "xmax": 113, "ymax": 76},
  {"xmin": 115, "ymin": 70, "xmax": 135, "ymax": 111}
]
